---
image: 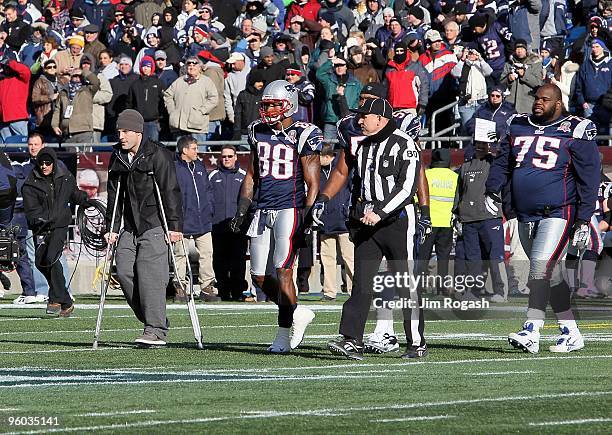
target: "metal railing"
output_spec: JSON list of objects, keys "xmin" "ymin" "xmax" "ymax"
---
[{"xmin": 430, "ymin": 99, "xmax": 462, "ymax": 149}]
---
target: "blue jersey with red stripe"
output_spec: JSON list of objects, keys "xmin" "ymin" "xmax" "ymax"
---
[
  {"xmin": 248, "ymin": 119, "xmax": 323, "ymax": 210},
  {"xmin": 487, "ymin": 114, "xmax": 600, "ymax": 223}
]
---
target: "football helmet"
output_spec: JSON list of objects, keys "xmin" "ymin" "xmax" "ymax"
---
[{"xmin": 259, "ymin": 80, "xmax": 299, "ymax": 124}]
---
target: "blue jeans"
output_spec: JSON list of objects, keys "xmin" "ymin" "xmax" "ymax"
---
[
  {"xmin": 458, "ymin": 101, "xmax": 484, "ymax": 132},
  {"xmin": 207, "ymin": 120, "xmax": 221, "ymax": 140},
  {"xmin": 143, "ymin": 121, "xmax": 160, "ymax": 142},
  {"xmin": 26, "ymin": 230, "xmax": 72, "ymax": 296},
  {"xmin": 0, "ymin": 120, "xmax": 28, "ymax": 142}
]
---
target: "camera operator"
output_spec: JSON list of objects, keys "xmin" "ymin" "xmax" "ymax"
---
[
  {"xmin": 500, "ymin": 39, "xmax": 543, "ymax": 114},
  {"xmin": 451, "ymin": 47, "xmax": 493, "ymax": 131},
  {"xmin": 23, "ymin": 148, "xmax": 92, "ymax": 317}
]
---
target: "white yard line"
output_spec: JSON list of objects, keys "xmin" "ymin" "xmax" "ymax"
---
[
  {"xmin": 529, "ymin": 418, "xmax": 612, "ymax": 427},
  {"xmin": 3, "ymin": 391, "xmax": 611, "ymax": 435},
  {"xmin": 75, "ymin": 410, "xmax": 156, "ymax": 417},
  {"xmin": 465, "ymin": 370, "xmax": 536, "ymax": 376},
  {"xmin": 374, "ymin": 414, "xmax": 454, "ymax": 423}
]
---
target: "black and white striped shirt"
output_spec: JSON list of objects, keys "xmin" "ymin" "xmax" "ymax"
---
[{"xmin": 350, "ymin": 129, "xmax": 421, "ymax": 219}]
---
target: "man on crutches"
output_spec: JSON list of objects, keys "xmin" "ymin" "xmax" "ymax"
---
[{"xmin": 104, "ymin": 109, "xmax": 184, "ymax": 347}]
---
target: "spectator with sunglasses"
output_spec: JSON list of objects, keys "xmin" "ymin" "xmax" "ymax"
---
[{"xmin": 31, "ymin": 59, "xmax": 61, "ymax": 135}]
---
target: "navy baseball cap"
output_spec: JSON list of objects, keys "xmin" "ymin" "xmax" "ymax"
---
[
  {"xmin": 351, "ymin": 98, "xmax": 393, "ymax": 119},
  {"xmin": 360, "ymin": 82, "xmax": 387, "ymax": 98}
]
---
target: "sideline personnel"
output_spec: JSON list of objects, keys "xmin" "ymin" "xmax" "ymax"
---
[
  {"xmin": 105, "ymin": 109, "xmax": 183, "ymax": 347},
  {"xmin": 313, "ymin": 98, "xmax": 425, "ymax": 360}
]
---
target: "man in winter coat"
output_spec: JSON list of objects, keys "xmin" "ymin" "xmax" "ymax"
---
[
  {"xmin": 575, "ymin": 39, "xmax": 612, "ymax": 133},
  {"xmin": 384, "ymin": 40, "xmax": 429, "ymax": 113},
  {"xmin": 0, "ymin": 59, "xmax": 31, "ymax": 142},
  {"xmin": 163, "ymin": 56, "xmax": 219, "ymax": 144},
  {"xmin": 466, "ymin": 85, "xmax": 516, "ymax": 138},
  {"xmin": 224, "ymin": 52, "xmax": 251, "ymax": 125},
  {"xmin": 23, "ymin": 148, "xmax": 91, "ymax": 317},
  {"xmin": 232, "ymin": 69, "xmax": 266, "ymax": 141},
  {"xmin": 318, "ymin": 143, "xmax": 354, "ymax": 301},
  {"xmin": 316, "ymin": 55, "xmax": 363, "ymax": 138},
  {"xmin": 51, "ymin": 68, "xmax": 101, "ymax": 142},
  {"xmin": 501, "ymin": 39, "xmax": 543, "ymax": 114},
  {"xmin": 105, "ymin": 109, "xmax": 183, "ymax": 347},
  {"xmin": 209, "ymin": 145, "xmax": 249, "ymax": 301},
  {"xmin": 127, "ymin": 56, "xmax": 166, "ymax": 142},
  {"xmin": 174, "ymin": 135, "xmax": 220, "ymax": 302}
]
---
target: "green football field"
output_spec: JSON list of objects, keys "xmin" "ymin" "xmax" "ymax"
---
[{"xmin": 0, "ymin": 295, "xmax": 611, "ymax": 434}]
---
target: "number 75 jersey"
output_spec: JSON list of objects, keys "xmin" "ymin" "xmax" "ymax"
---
[
  {"xmin": 248, "ymin": 119, "xmax": 323, "ymax": 210},
  {"xmin": 487, "ymin": 113, "xmax": 600, "ymax": 223}
]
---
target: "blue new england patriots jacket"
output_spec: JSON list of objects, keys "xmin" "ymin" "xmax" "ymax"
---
[
  {"xmin": 174, "ymin": 156, "xmax": 214, "ymax": 236},
  {"xmin": 209, "ymin": 163, "xmax": 246, "ymax": 227}
]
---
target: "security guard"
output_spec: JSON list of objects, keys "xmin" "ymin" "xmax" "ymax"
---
[
  {"xmin": 418, "ymin": 148, "xmax": 458, "ymax": 296},
  {"xmin": 312, "ymin": 98, "xmax": 425, "ymax": 360}
]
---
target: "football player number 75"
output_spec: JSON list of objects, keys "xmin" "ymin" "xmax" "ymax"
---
[{"xmin": 514, "ymin": 136, "xmax": 561, "ymax": 170}]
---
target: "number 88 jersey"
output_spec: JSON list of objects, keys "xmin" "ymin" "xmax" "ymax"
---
[
  {"xmin": 248, "ymin": 119, "xmax": 323, "ymax": 210},
  {"xmin": 506, "ymin": 113, "xmax": 599, "ymax": 222}
]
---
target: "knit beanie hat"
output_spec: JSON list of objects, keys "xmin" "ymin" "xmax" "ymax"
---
[{"xmin": 117, "ymin": 109, "xmax": 144, "ymax": 133}]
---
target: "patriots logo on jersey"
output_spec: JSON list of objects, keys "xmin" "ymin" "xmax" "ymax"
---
[
  {"xmin": 586, "ymin": 128, "xmax": 597, "ymax": 140},
  {"xmin": 557, "ymin": 121, "xmax": 571, "ymax": 133},
  {"xmin": 307, "ymin": 135, "xmax": 323, "ymax": 151}
]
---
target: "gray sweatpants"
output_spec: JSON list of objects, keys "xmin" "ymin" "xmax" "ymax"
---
[{"xmin": 116, "ymin": 227, "xmax": 170, "ymax": 339}]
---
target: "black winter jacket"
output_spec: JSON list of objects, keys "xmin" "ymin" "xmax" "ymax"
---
[
  {"xmin": 23, "ymin": 153, "xmax": 88, "ymax": 232},
  {"xmin": 126, "ymin": 75, "xmax": 166, "ymax": 122},
  {"xmin": 233, "ymin": 84, "xmax": 263, "ymax": 137},
  {"xmin": 106, "ymin": 139, "xmax": 183, "ymax": 235}
]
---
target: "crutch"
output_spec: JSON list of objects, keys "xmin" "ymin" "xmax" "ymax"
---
[
  {"xmin": 150, "ymin": 173, "xmax": 204, "ymax": 349},
  {"xmin": 93, "ymin": 181, "xmax": 121, "ymax": 350}
]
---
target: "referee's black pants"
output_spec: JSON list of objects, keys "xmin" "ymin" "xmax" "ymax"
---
[{"xmin": 339, "ymin": 212, "xmax": 426, "ymax": 347}]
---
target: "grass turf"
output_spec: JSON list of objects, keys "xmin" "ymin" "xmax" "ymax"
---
[{"xmin": 0, "ymin": 295, "xmax": 610, "ymax": 434}]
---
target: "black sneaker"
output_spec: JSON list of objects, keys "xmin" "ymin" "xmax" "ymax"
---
[
  {"xmin": 328, "ymin": 338, "xmax": 364, "ymax": 360},
  {"xmin": 401, "ymin": 344, "xmax": 428, "ymax": 359},
  {"xmin": 320, "ymin": 295, "xmax": 336, "ymax": 302}
]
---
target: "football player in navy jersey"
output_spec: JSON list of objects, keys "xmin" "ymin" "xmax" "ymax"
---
[
  {"xmin": 336, "ymin": 83, "xmax": 431, "ymax": 354},
  {"xmin": 230, "ymin": 80, "xmax": 322, "ymax": 353},
  {"xmin": 487, "ymin": 84, "xmax": 600, "ymax": 354}
]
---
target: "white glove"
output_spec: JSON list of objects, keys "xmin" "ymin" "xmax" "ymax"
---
[
  {"xmin": 571, "ymin": 220, "xmax": 590, "ymax": 251},
  {"xmin": 485, "ymin": 193, "xmax": 500, "ymax": 215}
]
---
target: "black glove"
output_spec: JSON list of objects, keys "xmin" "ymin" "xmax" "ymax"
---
[
  {"xmin": 358, "ymin": 18, "xmax": 370, "ymax": 32},
  {"xmin": 310, "ymin": 193, "xmax": 329, "ymax": 228},
  {"xmin": 230, "ymin": 197, "xmax": 252, "ymax": 233}
]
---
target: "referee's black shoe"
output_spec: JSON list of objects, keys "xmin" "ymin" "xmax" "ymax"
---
[
  {"xmin": 401, "ymin": 344, "xmax": 428, "ymax": 359},
  {"xmin": 328, "ymin": 337, "xmax": 364, "ymax": 360}
]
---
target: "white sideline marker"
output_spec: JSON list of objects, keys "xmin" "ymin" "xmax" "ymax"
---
[
  {"xmin": 529, "ymin": 418, "xmax": 612, "ymax": 427},
  {"xmin": 465, "ymin": 370, "xmax": 537, "ymax": 376},
  {"xmin": 374, "ymin": 414, "xmax": 454, "ymax": 423}
]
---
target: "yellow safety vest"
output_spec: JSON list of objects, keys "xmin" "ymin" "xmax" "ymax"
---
[{"xmin": 426, "ymin": 167, "xmax": 458, "ymax": 228}]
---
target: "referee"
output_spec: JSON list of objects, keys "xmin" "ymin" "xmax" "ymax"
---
[{"xmin": 312, "ymin": 98, "xmax": 426, "ymax": 360}]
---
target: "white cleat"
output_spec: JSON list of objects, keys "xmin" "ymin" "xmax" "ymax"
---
[
  {"xmin": 13, "ymin": 295, "xmax": 38, "ymax": 305},
  {"xmin": 34, "ymin": 294, "xmax": 49, "ymax": 303},
  {"xmin": 364, "ymin": 333, "xmax": 400, "ymax": 354},
  {"xmin": 549, "ymin": 327, "xmax": 585, "ymax": 353},
  {"xmin": 508, "ymin": 322, "xmax": 540, "ymax": 354},
  {"xmin": 290, "ymin": 306, "xmax": 315, "ymax": 349},
  {"xmin": 268, "ymin": 327, "xmax": 291, "ymax": 354}
]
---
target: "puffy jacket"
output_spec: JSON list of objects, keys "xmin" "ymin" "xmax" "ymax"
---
[
  {"xmin": 163, "ymin": 73, "xmax": 219, "ymax": 134},
  {"xmin": 575, "ymin": 55, "xmax": 612, "ymax": 106},
  {"xmin": 127, "ymin": 73, "xmax": 166, "ymax": 122},
  {"xmin": 0, "ymin": 60, "xmax": 31, "ymax": 123},
  {"xmin": 319, "ymin": 157, "xmax": 351, "ymax": 234},
  {"xmin": 384, "ymin": 59, "xmax": 429, "ymax": 109},
  {"xmin": 23, "ymin": 150, "xmax": 88, "ymax": 232},
  {"xmin": 52, "ymin": 71, "xmax": 101, "ymax": 135},
  {"xmin": 418, "ymin": 45, "xmax": 457, "ymax": 97},
  {"xmin": 209, "ymin": 163, "xmax": 246, "ymax": 227},
  {"xmin": 315, "ymin": 60, "xmax": 362, "ymax": 124},
  {"xmin": 106, "ymin": 139, "xmax": 183, "ymax": 236},
  {"xmin": 175, "ymin": 156, "xmax": 213, "ymax": 236}
]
